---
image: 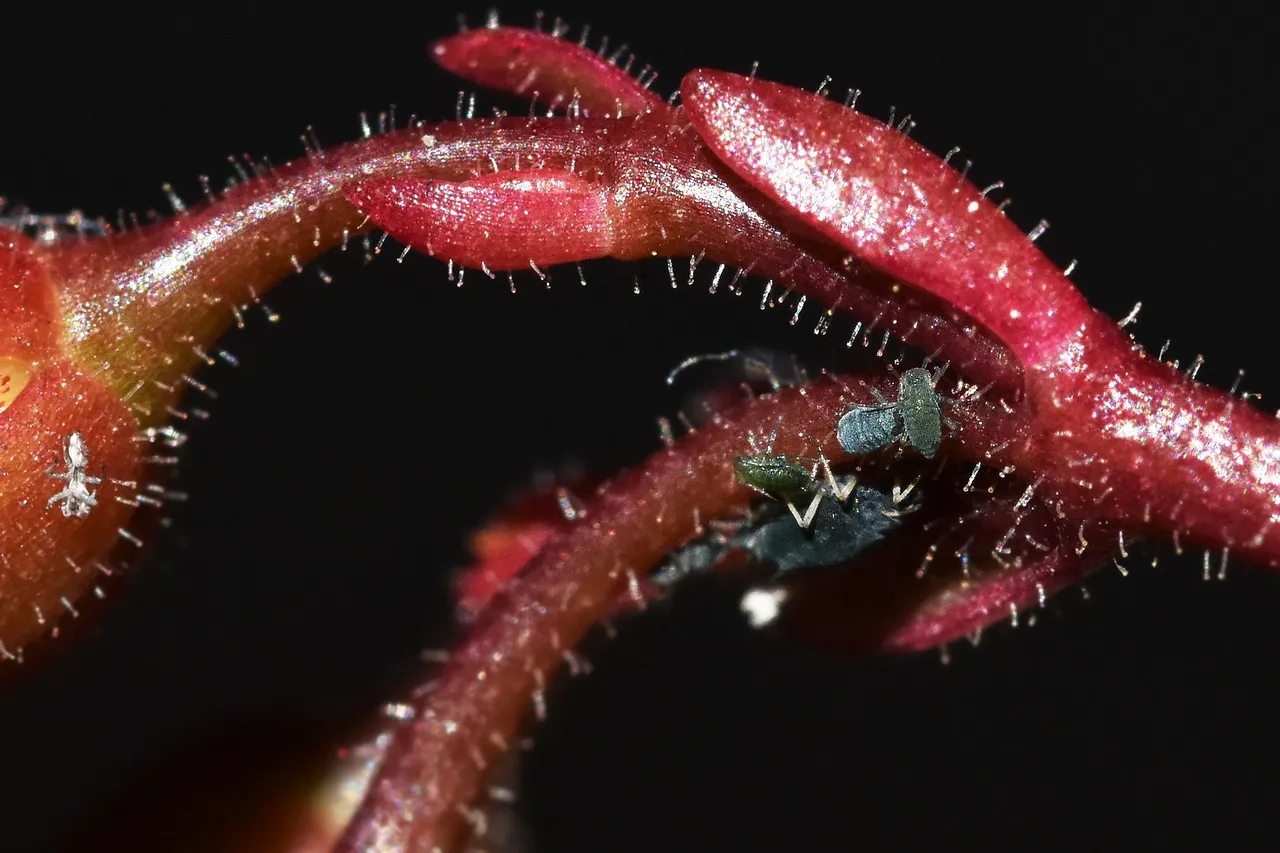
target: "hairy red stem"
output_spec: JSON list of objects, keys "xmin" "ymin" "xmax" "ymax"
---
[
  {"xmin": 1, "ymin": 21, "xmax": 1274, "ymax": 852},
  {"xmin": 681, "ymin": 70, "xmax": 1280, "ymax": 567},
  {"xmin": 0, "ymin": 104, "xmax": 1015, "ymax": 661},
  {"xmin": 334, "ymin": 380, "xmax": 865, "ymax": 850},
  {"xmin": 335, "ymin": 371, "xmax": 1110, "ymax": 849}
]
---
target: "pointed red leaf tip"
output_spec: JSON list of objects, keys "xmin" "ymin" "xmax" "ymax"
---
[
  {"xmin": 432, "ymin": 26, "xmax": 666, "ymax": 118},
  {"xmin": 679, "ymin": 69, "xmax": 1097, "ymax": 374},
  {"xmin": 766, "ymin": 484, "xmax": 1113, "ymax": 654},
  {"xmin": 344, "ymin": 170, "xmax": 614, "ymax": 269},
  {"xmin": 788, "ymin": 532, "xmax": 1111, "ymax": 654}
]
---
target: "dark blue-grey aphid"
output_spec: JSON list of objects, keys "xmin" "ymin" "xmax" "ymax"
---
[
  {"xmin": 650, "ymin": 539, "xmax": 727, "ymax": 587},
  {"xmin": 736, "ymin": 480, "xmax": 903, "ymax": 575},
  {"xmin": 836, "ymin": 367, "xmax": 944, "ymax": 458},
  {"xmin": 651, "ymin": 475, "xmax": 905, "ymax": 586}
]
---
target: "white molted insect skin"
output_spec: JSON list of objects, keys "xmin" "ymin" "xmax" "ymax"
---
[{"xmin": 46, "ymin": 432, "xmax": 102, "ymax": 519}]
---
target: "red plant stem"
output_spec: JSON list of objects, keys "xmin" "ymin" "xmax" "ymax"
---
[
  {"xmin": 680, "ymin": 70, "xmax": 1280, "ymax": 567},
  {"xmin": 327, "ymin": 48, "xmax": 1280, "ymax": 844},
  {"xmin": 47, "ymin": 114, "xmax": 1012, "ymax": 422},
  {"xmin": 0, "ymin": 100, "xmax": 1012, "ymax": 656},
  {"xmin": 335, "ymin": 379, "xmax": 877, "ymax": 851},
  {"xmin": 342, "ymin": 117, "xmax": 1016, "ymax": 385},
  {"xmin": 13, "ymin": 92, "xmax": 1274, "ymax": 663},
  {"xmin": 335, "ymin": 359, "xmax": 1117, "ymax": 848},
  {"xmin": 1, "ymin": 21, "xmax": 1270, "ymax": 850},
  {"xmin": 336, "ymin": 113, "xmax": 1280, "ymax": 567},
  {"xmin": 8, "ymin": 53, "xmax": 1276, "ymax": 675}
]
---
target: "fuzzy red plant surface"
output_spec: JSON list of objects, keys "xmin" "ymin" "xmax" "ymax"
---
[{"xmin": 1, "ymin": 7, "xmax": 1277, "ymax": 853}]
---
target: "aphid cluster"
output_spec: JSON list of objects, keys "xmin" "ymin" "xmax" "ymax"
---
[
  {"xmin": 656, "ymin": 351, "xmax": 936, "ymax": 602},
  {"xmin": 652, "ymin": 420, "xmax": 926, "ymax": 617},
  {"xmin": 652, "ymin": 468, "xmax": 905, "ymax": 580},
  {"xmin": 652, "ymin": 446, "xmax": 927, "ymax": 630},
  {"xmin": 649, "ymin": 343, "xmax": 980, "ymax": 636},
  {"xmin": 837, "ymin": 367, "xmax": 947, "ymax": 458}
]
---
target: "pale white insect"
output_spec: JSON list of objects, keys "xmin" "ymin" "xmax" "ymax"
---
[{"xmin": 46, "ymin": 432, "xmax": 102, "ymax": 518}]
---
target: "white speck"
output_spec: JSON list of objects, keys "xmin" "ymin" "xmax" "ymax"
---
[
  {"xmin": 740, "ymin": 587, "xmax": 789, "ymax": 628},
  {"xmin": 382, "ymin": 702, "xmax": 416, "ymax": 721}
]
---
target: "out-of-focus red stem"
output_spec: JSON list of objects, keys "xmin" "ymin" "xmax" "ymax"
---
[{"xmin": 337, "ymin": 379, "xmax": 866, "ymax": 851}]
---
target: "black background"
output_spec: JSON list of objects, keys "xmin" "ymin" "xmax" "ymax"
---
[{"xmin": 3, "ymin": 3, "xmax": 1278, "ymax": 851}]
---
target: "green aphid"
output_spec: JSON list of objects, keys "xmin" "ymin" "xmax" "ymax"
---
[
  {"xmin": 733, "ymin": 453, "xmax": 814, "ymax": 499},
  {"xmin": 897, "ymin": 367, "xmax": 943, "ymax": 458},
  {"xmin": 734, "ymin": 452, "xmax": 859, "ymax": 530}
]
